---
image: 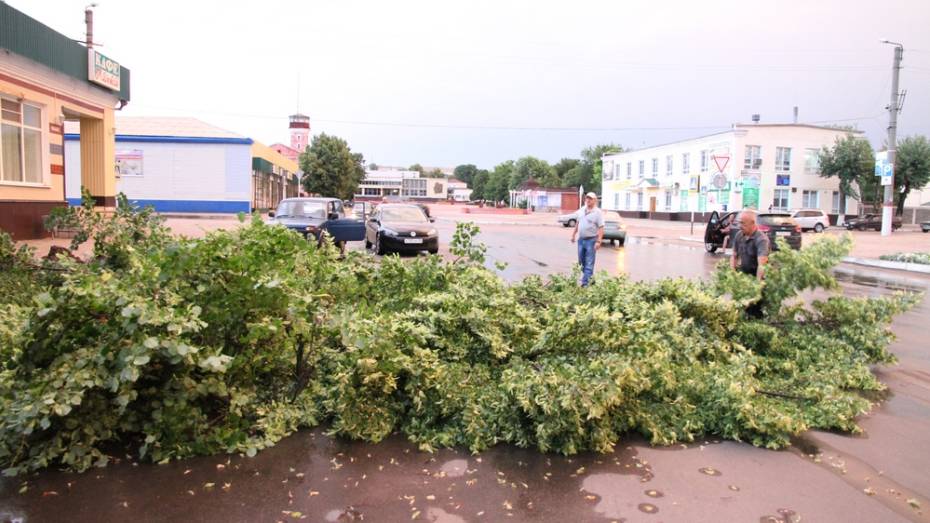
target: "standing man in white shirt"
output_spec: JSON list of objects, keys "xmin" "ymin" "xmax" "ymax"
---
[{"xmin": 570, "ymin": 192, "xmax": 605, "ymax": 286}]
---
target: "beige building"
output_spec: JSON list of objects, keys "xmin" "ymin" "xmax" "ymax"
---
[
  {"xmin": 1, "ymin": 4, "xmax": 130, "ymax": 239},
  {"xmin": 602, "ymin": 123, "xmax": 860, "ymax": 222}
]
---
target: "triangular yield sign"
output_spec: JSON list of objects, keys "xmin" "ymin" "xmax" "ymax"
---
[{"xmin": 712, "ymin": 154, "xmax": 730, "ymax": 173}]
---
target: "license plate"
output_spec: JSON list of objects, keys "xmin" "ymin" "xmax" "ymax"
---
[
  {"xmin": 404, "ymin": 238, "xmax": 423, "ymax": 244},
  {"xmin": 776, "ymin": 231, "xmax": 791, "ymax": 237}
]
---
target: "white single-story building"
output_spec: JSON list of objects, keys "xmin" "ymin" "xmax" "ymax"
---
[
  {"xmin": 602, "ymin": 123, "xmax": 861, "ymax": 222},
  {"xmin": 65, "ymin": 117, "xmax": 254, "ymax": 213}
]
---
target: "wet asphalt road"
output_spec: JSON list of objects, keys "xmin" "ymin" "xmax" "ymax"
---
[{"xmin": 2, "ymin": 224, "xmax": 929, "ymax": 523}]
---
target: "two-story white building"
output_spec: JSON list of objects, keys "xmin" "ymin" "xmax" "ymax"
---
[
  {"xmin": 602, "ymin": 124, "xmax": 860, "ymax": 222},
  {"xmin": 355, "ymin": 169, "xmax": 448, "ymax": 201}
]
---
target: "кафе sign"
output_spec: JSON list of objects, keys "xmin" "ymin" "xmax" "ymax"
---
[{"xmin": 87, "ymin": 48, "xmax": 120, "ymax": 91}]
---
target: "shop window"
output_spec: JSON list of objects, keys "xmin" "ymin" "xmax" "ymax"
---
[
  {"xmin": 772, "ymin": 189, "xmax": 789, "ymax": 211},
  {"xmin": 0, "ymin": 98, "xmax": 43, "ymax": 184}
]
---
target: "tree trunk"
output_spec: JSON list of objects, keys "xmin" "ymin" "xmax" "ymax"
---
[{"xmin": 837, "ymin": 187, "xmax": 847, "ymax": 225}]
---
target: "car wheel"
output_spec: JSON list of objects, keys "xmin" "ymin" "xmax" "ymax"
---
[
  {"xmin": 567, "ymin": 219, "xmax": 577, "ymax": 227},
  {"xmin": 814, "ymin": 223, "xmax": 824, "ymax": 233},
  {"xmin": 705, "ymin": 242, "xmax": 718, "ymax": 254},
  {"xmin": 375, "ymin": 233, "xmax": 386, "ymax": 256},
  {"xmin": 428, "ymin": 247, "xmax": 438, "ymax": 254}
]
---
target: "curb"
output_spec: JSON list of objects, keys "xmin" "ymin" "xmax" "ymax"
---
[
  {"xmin": 679, "ymin": 236, "xmax": 703, "ymax": 243},
  {"xmin": 841, "ymin": 256, "xmax": 930, "ymax": 275}
]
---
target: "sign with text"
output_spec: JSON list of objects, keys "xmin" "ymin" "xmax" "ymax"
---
[{"xmin": 88, "ymin": 49, "xmax": 121, "ymax": 91}]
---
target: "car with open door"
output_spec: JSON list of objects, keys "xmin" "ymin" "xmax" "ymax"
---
[
  {"xmin": 705, "ymin": 211, "xmax": 802, "ymax": 253},
  {"xmin": 268, "ymin": 197, "xmax": 366, "ymax": 248},
  {"xmin": 703, "ymin": 211, "xmax": 738, "ymax": 253},
  {"xmin": 365, "ymin": 203, "xmax": 439, "ymax": 255}
]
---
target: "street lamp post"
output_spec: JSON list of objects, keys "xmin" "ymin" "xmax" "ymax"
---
[{"xmin": 880, "ymin": 39, "xmax": 904, "ymax": 237}]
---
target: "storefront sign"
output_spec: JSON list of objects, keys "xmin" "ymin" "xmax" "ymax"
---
[{"xmin": 88, "ymin": 49, "xmax": 121, "ymax": 91}]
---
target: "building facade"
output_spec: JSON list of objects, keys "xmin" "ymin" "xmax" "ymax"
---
[
  {"xmin": 65, "ymin": 118, "xmax": 254, "ymax": 213},
  {"xmin": 355, "ymin": 169, "xmax": 448, "ymax": 201},
  {"xmin": 1, "ymin": 4, "xmax": 130, "ymax": 239},
  {"xmin": 251, "ymin": 141, "xmax": 298, "ymax": 211},
  {"xmin": 602, "ymin": 124, "xmax": 859, "ymax": 221}
]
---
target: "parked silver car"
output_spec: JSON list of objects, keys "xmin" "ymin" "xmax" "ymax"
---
[{"xmin": 557, "ymin": 212, "xmax": 578, "ymax": 227}]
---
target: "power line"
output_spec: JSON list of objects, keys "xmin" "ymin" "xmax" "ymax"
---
[{"xmin": 127, "ymin": 104, "xmax": 884, "ymax": 133}]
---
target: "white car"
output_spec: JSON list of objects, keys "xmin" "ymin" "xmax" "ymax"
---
[
  {"xmin": 791, "ymin": 209, "xmax": 829, "ymax": 233},
  {"xmin": 557, "ymin": 212, "xmax": 578, "ymax": 227}
]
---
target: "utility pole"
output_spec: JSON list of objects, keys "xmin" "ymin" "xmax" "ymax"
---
[{"xmin": 881, "ymin": 40, "xmax": 903, "ymax": 237}]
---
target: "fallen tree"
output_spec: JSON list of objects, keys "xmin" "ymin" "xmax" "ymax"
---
[{"xmin": 0, "ymin": 202, "xmax": 919, "ymax": 475}]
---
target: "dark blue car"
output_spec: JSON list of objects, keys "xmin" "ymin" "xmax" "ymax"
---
[{"xmin": 268, "ymin": 197, "xmax": 365, "ymax": 247}]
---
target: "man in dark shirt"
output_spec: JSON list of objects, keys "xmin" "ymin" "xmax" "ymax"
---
[{"xmin": 730, "ymin": 210, "xmax": 769, "ymax": 280}]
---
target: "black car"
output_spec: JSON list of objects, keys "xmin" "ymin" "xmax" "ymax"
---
[
  {"xmin": 705, "ymin": 211, "xmax": 801, "ymax": 253},
  {"xmin": 921, "ymin": 221, "xmax": 930, "ymax": 233},
  {"xmin": 365, "ymin": 204, "xmax": 439, "ymax": 255},
  {"xmin": 268, "ymin": 198, "xmax": 365, "ymax": 246},
  {"xmin": 845, "ymin": 213, "xmax": 902, "ymax": 231}
]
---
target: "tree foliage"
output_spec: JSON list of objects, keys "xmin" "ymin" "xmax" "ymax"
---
[
  {"xmin": 818, "ymin": 135, "xmax": 874, "ymax": 214},
  {"xmin": 299, "ymin": 133, "xmax": 366, "ymax": 200},
  {"xmin": 453, "ymin": 164, "xmax": 479, "ymax": 186},
  {"xmin": 0, "ymin": 207, "xmax": 919, "ymax": 475},
  {"xmin": 895, "ymin": 135, "xmax": 930, "ymax": 215}
]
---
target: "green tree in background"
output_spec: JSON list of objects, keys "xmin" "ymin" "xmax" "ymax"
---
[
  {"xmin": 581, "ymin": 144, "xmax": 623, "ymax": 194},
  {"xmin": 408, "ymin": 164, "xmax": 424, "ymax": 174},
  {"xmin": 818, "ymin": 134, "xmax": 874, "ymax": 221},
  {"xmin": 427, "ymin": 168, "xmax": 444, "ymax": 177},
  {"xmin": 894, "ymin": 135, "xmax": 930, "ymax": 216},
  {"xmin": 453, "ymin": 164, "xmax": 479, "ymax": 186},
  {"xmin": 470, "ymin": 169, "xmax": 490, "ymax": 200},
  {"xmin": 484, "ymin": 161, "xmax": 514, "ymax": 203},
  {"xmin": 367, "ymin": 162, "xmax": 379, "ymax": 171},
  {"xmin": 299, "ymin": 133, "xmax": 366, "ymax": 201},
  {"xmin": 511, "ymin": 156, "xmax": 555, "ymax": 188}
]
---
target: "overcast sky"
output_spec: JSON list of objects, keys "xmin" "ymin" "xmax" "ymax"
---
[{"xmin": 14, "ymin": 0, "xmax": 930, "ymax": 169}]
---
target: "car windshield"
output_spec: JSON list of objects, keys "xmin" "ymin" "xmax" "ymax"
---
[
  {"xmin": 759, "ymin": 214, "xmax": 795, "ymax": 226},
  {"xmin": 605, "ymin": 221, "xmax": 619, "ymax": 226},
  {"xmin": 382, "ymin": 206, "xmax": 428, "ymax": 223},
  {"xmin": 276, "ymin": 201, "xmax": 326, "ymax": 218}
]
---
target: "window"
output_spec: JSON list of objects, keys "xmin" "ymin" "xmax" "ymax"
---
[
  {"xmin": 625, "ymin": 192, "xmax": 631, "ymax": 210},
  {"xmin": 664, "ymin": 190, "xmax": 672, "ymax": 210},
  {"xmin": 636, "ymin": 192, "xmax": 644, "ymax": 210},
  {"xmin": 700, "ymin": 150, "xmax": 709, "ymax": 172},
  {"xmin": 651, "ymin": 158, "xmax": 658, "ymax": 177},
  {"xmin": 613, "ymin": 163, "xmax": 621, "ymax": 181},
  {"xmin": 638, "ymin": 160, "xmax": 645, "ymax": 177},
  {"xmin": 744, "ymin": 145, "xmax": 762, "ymax": 170},
  {"xmin": 626, "ymin": 162, "xmax": 632, "ymax": 179},
  {"xmin": 363, "ymin": 187, "xmax": 380, "ymax": 196},
  {"xmin": 613, "ymin": 193, "xmax": 619, "ymax": 210},
  {"xmin": 804, "ymin": 148, "xmax": 820, "ymax": 174},
  {"xmin": 666, "ymin": 155, "xmax": 673, "ymax": 176},
  {"xmin": 603, "ymin": 162, "xmax": 612, "ymax": 181},
  {"xmin": 802, "ymin": 190, "xmax": 819, "ymax": 209},
  {"xmin": 1, "ymin": 97, "xmax": 43, "ymax": 184},
  {"xmin": 775, "ymin": 147, "xmax": 792, "ymax": 172},
  {"xmin": 682, "ymin": 153, "xmax": 690, "ymax": 175},
  {"xmin": 772, "ymin": 189, "xmax": 789, "ymax": 210},
  {"xmin": 832, "ymin": 191, "xmax": 840, "ymax": 213}
]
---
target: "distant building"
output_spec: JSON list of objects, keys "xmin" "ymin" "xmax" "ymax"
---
[
  {"xmin": 509, "ymin": 179, "xmax": 580, "ymax": 212},
  {"xmin": 355, "ymin": 169, "xmax": 448, "ymax": 201},
  {"xmin": 447, "ymin": 178, "xmax": 472, "ymax": 201},
  {"xmin": 601, "ymin": 123, "xmax": 860, "ymax": 221},
  {"xmin": 65, "ymin": 117, "xmax": 298, "ymax": 213}
]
